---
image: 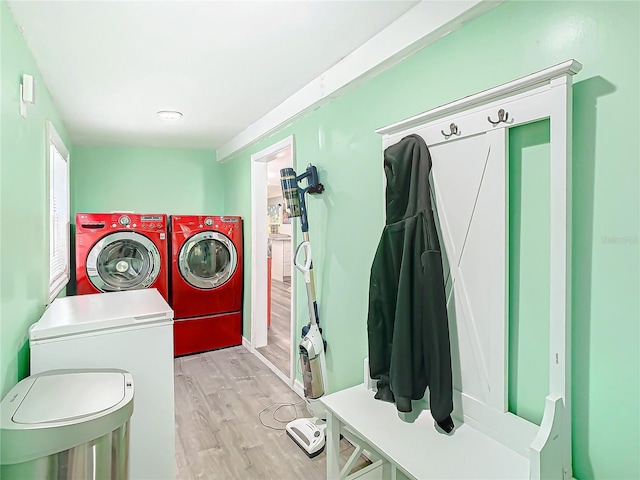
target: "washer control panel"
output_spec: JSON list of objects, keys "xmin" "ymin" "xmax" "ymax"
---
[
  {"xmin": 78, "ymin": 214, "xmax": 166, "ymax": 232},
  {"xmin": 139, "ymin": 215, "xmax": 165, "ymax": 230}
]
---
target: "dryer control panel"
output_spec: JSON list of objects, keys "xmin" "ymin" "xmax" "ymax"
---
[
  {"xmin": 76, "ymin": 213, "xmax": 167, "ymax": 233},
  {"xmin": 140, "ymin": 215, "xmax": 166, "ymax": 230}
]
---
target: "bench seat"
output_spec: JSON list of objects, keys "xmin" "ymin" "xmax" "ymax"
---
[{"xmin": 321, "ymin": 384, "xmax": 529, "ymax": 480}]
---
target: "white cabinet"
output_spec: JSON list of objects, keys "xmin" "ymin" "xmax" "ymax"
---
[
  {"xmin": 29, "ymin": 290, "xmax": 175, "ymax": 480},
  {"xmin": 270, "ymin": 237, "xmax": 291, "ymax": 282}
]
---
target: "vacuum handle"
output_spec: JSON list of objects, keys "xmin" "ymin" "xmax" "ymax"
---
[{"xmin": 294, "ymin": 241, "xmax": 312, "ymax": 282}]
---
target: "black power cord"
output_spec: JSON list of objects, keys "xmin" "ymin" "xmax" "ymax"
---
[{"xmin": 258, "ymin": 400, "xmax": 306, "ymax": 431}]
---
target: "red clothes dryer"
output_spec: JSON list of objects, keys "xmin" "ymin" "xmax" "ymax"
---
[
  {"xmin": 75, "ymin": 213, "xmax": 169, "ymax": 301},
  {"xmin": 170, "ymin": 215, "xmax": 243, "ymax": 356}
]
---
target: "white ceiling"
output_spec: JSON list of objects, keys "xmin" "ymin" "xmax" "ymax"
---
[{"xmin": 8, "ymin": 1, "xmax": 418, "ymax": 151}]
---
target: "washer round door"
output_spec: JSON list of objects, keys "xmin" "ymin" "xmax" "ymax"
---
[
  {"xmin": 86, "ymin": 232, "xmax": 161, "ymax": 292},
  {"xmin": 178, "ymin": 231, "xmax": 237, "ymax": 289}
]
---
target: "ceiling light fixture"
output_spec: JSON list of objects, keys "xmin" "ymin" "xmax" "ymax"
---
[{"xmin": 157, "ymin": 110, "xmax": 183, "ymax": 120}]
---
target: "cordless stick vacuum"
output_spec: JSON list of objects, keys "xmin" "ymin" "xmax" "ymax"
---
[{"xmin": 279, "ymin": 164, "xmax": 327, "ymax": 457}]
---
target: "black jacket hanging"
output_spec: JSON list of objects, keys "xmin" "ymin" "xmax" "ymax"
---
[{"xmin": 367, "ymin": 134, "xmax": 454, "ymax": 432}]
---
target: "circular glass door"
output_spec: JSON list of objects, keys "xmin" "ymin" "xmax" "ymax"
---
[
  {"xmin": 178, "ymin": 231, "xmax": 237, "ymax": 289},
  {"xmin": 86, "ymin": 232, "xmax": 161, "ymax": 292}
]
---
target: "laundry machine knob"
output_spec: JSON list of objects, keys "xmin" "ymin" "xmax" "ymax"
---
[
  {"xmin": 119, "ymin": 215, "xmax": 131, "ymax": 226},
  {"xmin": 204, "ymin": 218, "xmax": 213, "ymax": 226}
]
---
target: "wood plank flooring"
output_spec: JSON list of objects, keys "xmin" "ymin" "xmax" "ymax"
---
[
  {"xmin": 257, "ymin": 278, "xmax": 291, "ymax": 377},
  {"xmin": 175, "ymin": 346, "xmax": 369, "ymax": 479}
]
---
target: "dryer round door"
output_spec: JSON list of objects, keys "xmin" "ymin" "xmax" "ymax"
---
[
  {"xmin": 178, "ymin": 231, "xmax": 237, "ymax": 290},
  {"xmin": 86, "ymin": 232, "xmax": 161, "ymax": 292}
]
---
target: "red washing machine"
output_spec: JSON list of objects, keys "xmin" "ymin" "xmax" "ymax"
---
[
  {"xmin": 170, "ymin": 215, "xmax": 243, "ymax": 356},
  {"xmin": 75, "ymin": 213, "xmax": 169, "ymax": 301}
]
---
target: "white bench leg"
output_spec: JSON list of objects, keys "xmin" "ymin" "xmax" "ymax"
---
[{"xmin": 326, "ymin": 410, "xmax": 341, "ymax": 480}]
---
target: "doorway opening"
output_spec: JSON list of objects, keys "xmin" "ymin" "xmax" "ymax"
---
[{"xmin": 250, "ymin": 136, "xmax": 295, "ymax": 386}]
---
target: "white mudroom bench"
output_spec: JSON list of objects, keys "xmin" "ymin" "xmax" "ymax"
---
[
  {"xmin": 322, "ymin": 363, "xmax": 530, "ymax": 480},
  {"xmin": 320, "ymin": 60, "xmax": 581, "ymax": 480}
]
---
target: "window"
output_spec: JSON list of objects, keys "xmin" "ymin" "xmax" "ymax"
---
[{"xmin": 48, "ymin": 121, "xmax": 70, "ymax": 301}]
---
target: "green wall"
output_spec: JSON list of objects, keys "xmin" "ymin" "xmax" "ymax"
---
[
  {"xmin": 0, "ymin": 0, "xmax": 72, "ymax": 397},
  {"xmin": 1, "ymin": 1, "xmax": 638, "ymax": 477},
  {"xmin": 221, "ymin": 2, "xmax": 639, "ymax": 479},
  {"xmin": 72, "ymin": 147, "xmax": 224, "ymax": 216},
  {"xmin": 71, "ymin": 147, "xmax": 224, "ymax": 298},
  {"xmin": 508, "ymin": 120, "xmax": 551, "ymax": 426},
  {"xmin": 1, "ymin": 0, "xmax": 226, "ymax": 398}
]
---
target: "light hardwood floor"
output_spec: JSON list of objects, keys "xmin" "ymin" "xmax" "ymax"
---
[
  {"xmin": 174, "ymin": 346, "xmax": 368, "ymax": 479},
  {"xmin": 257, "ymin": 278, "xmax": 291, "ymax": 377}
]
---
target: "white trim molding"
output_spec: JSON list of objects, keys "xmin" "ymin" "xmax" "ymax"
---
[
  {"xmin": 47, "ymin": 120, "xmax": 70, "ymax": 303},
  {"xmin": 293, "ymin": 379, "xmax": 305, "ymax": 400},
  {"xmin": 250, "ymin": 135, "xmax": 295, "ymax": 351},
  {"xmin": 217, "ymin": 0, "xmax": 502, "ymax": 161},
  {"xmin": 250, "ymin": 135, "xmax": 297, "ymax": 392},
  {"xmin": 253, "ymin": 349, "xmax": 292, "ymax": 387},
  {"xmin": 375, "ymin": 59, "xmax": 582, "ymax": 136}
]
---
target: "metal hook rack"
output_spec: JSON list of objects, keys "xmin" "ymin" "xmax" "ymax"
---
[
  {"xmin": 488, "ymin": 108, "xmax": 509, "ymax": 126},
  {"xmin": 441, "ymin": 123, "xmax": 459, "ymax": 139}
]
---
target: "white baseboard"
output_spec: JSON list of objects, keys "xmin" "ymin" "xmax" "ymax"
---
[
  {"xmin": 293, "ymin": 379, "xmax": 305, "ymax": 399},
  {"xmin": 241, "ymin": 336, "xmax": 252, "ymax": 351},
  {"xmin": 252, "ymin": 348, "xmax": 294, "ymax": 388}
]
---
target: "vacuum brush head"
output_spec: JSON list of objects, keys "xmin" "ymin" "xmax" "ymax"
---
[{"xmin": 285, "ymin": 418, "xmax": 326, "ymax": 458}]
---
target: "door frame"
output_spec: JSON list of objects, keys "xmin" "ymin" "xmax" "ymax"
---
[{"xmin": 250, "ymin": 135, "xmax": 296, "ymax": 387}]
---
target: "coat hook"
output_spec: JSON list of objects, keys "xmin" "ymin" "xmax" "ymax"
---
[
  {"xmin": 488, "ymin": 108, "xmax": 509, "ymax": 126},
  {"xmin": 441, "ymin": 123, "xmax": 458, "ymax": 139}
]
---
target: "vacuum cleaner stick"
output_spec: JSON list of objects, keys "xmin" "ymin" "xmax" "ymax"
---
[
  {"xmin": 280, "ymin": 165, "xmax": 324, "ymax": 329},
  {"xmin": 280, "ymin": 165, "xmax": 324, "ymax": 235},
  {"xmin": 280, "ymin": 164, "xmax": 328, "ymax": 457}
]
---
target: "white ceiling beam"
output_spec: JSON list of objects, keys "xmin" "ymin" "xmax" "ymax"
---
[{"xmin": 216, "ymin": 0, "xmax": 503, "ymax": 162}]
